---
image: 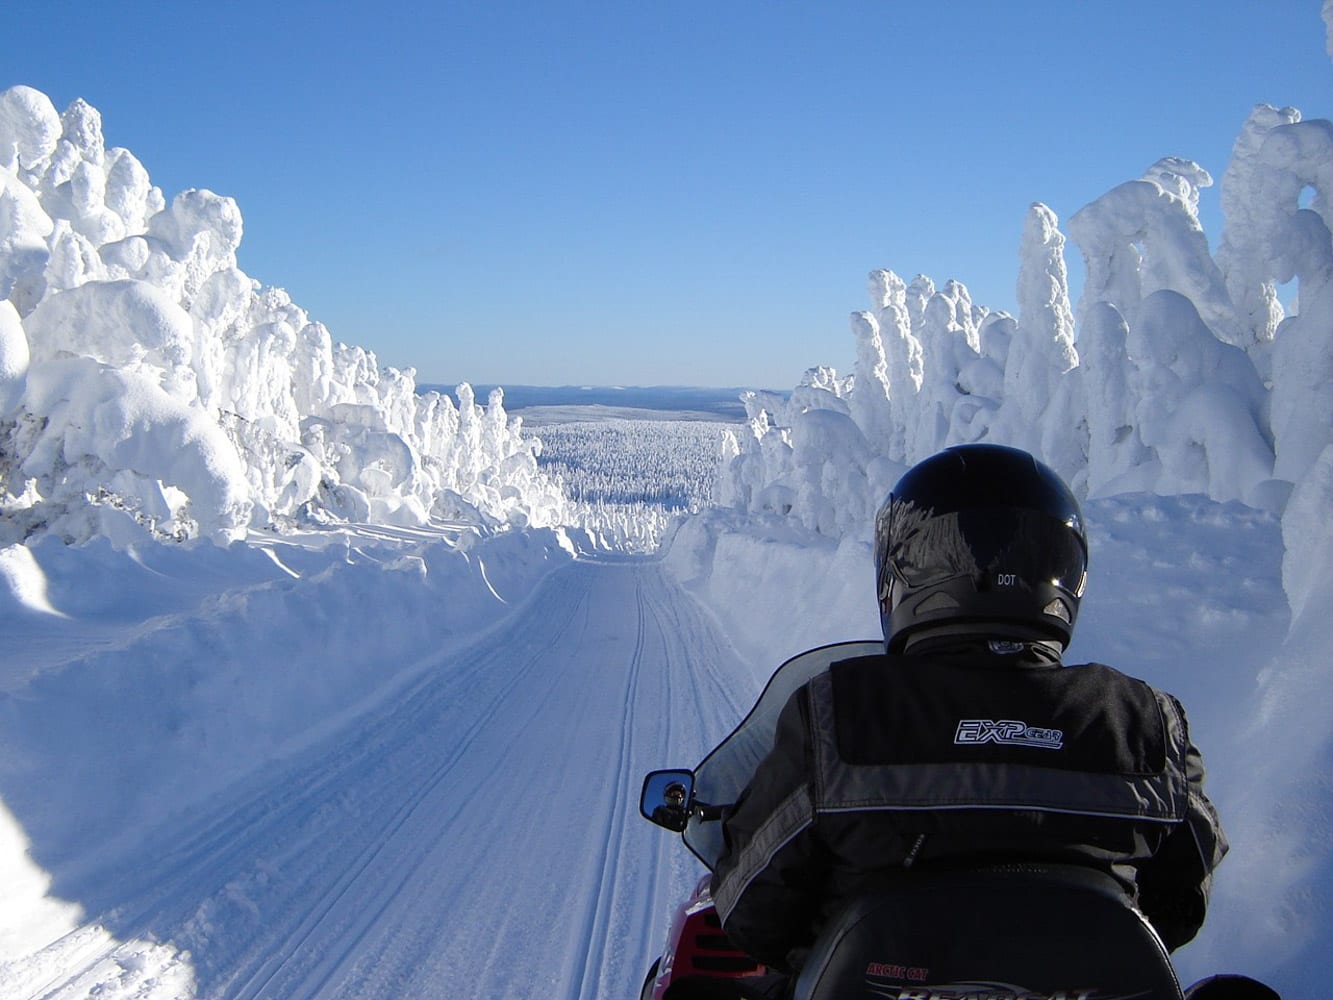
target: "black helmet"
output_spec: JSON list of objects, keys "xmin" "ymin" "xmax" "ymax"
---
[{"xmin": 875, "ymin": 444, "xmax": 1087, "ymax": 653}]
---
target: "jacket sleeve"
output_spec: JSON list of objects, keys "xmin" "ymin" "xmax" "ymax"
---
[
  {"xmin": 1135, "ymin": 695, "xmax": 1229, "ymax": 951},
  {"xmin": 709, "ymin": 687, "xmax": 825, "ymax": 972}
]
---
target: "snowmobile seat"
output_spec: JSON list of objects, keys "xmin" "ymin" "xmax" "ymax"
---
[{"xmin": 793, "ymin": 863, "xmax": 1183, "ymax": 999}]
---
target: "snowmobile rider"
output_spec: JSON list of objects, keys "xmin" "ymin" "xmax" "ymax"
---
[
  {"xmin": 709, "ymin": 443, "xmax": 1228, "ymax": 981},
  {"xmin": 652, "ymin": 781, "xmax": 691, "ymax": 830}
]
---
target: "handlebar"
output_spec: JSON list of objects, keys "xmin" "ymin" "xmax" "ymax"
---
[{"xmin": 694, "ymin": 801, "xmax": 726, "ymax": 822}]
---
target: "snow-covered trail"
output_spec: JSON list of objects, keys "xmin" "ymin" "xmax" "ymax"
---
[{"xmin": 12, "ymin": 558, "xmax": 752, "ymax": 999}]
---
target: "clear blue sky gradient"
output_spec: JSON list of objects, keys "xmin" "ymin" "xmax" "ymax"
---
[{"xmin": 8, "ymin": 1, "xmax": 1331, "ymax": 388}]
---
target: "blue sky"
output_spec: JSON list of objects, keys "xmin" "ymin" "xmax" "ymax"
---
[{"xmin": 7, "ymin": 1, "xmax": 1330, "ymax": 389}]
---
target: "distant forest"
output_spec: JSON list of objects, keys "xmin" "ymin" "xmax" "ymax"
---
[{"xmin": 418, "ymin": 384, "xmax": 756, "ymax": 420}]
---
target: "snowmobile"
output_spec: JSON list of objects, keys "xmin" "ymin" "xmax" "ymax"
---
[{"xmin": 637, "ymin": 641, "xmax": 1279, "ymax": 1000}]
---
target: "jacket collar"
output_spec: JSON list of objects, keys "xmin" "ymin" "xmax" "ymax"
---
[{"xmin": 901, "ymin": 634, "xmax": 1064, "ymax": 668}]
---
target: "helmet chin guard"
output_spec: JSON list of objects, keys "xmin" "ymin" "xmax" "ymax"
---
[{"xmin": 875, "ymin": 445, "xmax": 1087, "ymax": 654}]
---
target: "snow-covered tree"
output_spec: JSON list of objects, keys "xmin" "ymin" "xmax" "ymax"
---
[{"xmin": 0, "ymin": 86, "xmax": 569, "ymax": 545}]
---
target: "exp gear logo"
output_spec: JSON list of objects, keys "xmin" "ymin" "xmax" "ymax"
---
[{"xmin": 954, "ymin": 719, "xmax": 1064, "ymax": 750}]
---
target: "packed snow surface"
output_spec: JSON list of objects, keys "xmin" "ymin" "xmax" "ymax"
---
[
  {"xmin": 0, "ymin": 539, "xmax": 746, "ymax": 998},
  {"xmin": 2, "ymin": 22, "xmax": 1333, "ymax": 998}
]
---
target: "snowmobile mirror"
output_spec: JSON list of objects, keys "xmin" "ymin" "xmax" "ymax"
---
[{"xmin": 640, "ymin": 769, "xmax": 695, "ymax": 832}]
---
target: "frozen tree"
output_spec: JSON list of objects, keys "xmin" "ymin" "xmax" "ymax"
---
[
  {"xmin": 914, "ymin": 281, "xmax": 985, "ymax": 455},
  {"xmin": 849, "ymin": 308, "xmax": 892, "ymax": 453},
  {"xmin": 1000, "ymin": 203, "xmax": 1080, "ymax": 464},
  {"xmin": 0, "ymin": 86, "xmax": 60, "ymax": 174},
  {"xmin": 0, "ymin": 300, "xmax": 29, "ymax": 416},
  {"xmin": 1067, "ymin": 158, "xmax": 1244, "ymax": 346},
  {"xmin": 903, "ymin": 273, "xmax": 935, "ymax": 335},
  {"xmin": 719, "ymin": 97, "xmax": 1330, "ymax": 543},
  {"xmin": 1079, "ymin": 302, "xmax": 1152, "ymax": 498},
  {"xmin": 1229, "ymin": 115, "xmax": 1333, "ymax": 487},
  {"xmin": 863, "ymin": 269, "xmax": 922, "ymax": 462},
  {"xmin": 1126, "ymin": 290, "xmax": 1274, "ymax": 505},
  {"xmin": 1216, "ymin": 104, "xmax": 1304, "ymax": 371}
]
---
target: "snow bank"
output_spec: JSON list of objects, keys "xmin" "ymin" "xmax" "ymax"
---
[
  {"xmin": 0, "ymin": 526, "xmax": 573, "ymax": 876},
  {"xmin": 1187, "ymin": 443, "xmax": 1333, "ymax": 985},
  {"xmin": 0, "ymin": 86, "xmax": 570, "ymax": 546},
  {"xmin": 662, "ymin": 509, "xmax": 879, "ymax": 688}
]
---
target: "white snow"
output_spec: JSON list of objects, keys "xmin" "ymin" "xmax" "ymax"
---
[{"xmin": 2, "ymin": 27, "xmax": 1332, "ymax": 998}]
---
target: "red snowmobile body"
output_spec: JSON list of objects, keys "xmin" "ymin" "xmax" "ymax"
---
[{"xmin": 639, "ymin": 876, "xmax": 765, "ymax": 1000}]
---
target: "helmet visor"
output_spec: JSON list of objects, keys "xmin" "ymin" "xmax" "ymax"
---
[{"xmin": 883, "ymin": 503, "xmax": 1087, "ymax": 600}]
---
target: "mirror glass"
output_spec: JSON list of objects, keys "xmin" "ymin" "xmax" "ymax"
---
[{"xmin": 640, "ymin": 769, "xmax": 694, "ymax": 832}]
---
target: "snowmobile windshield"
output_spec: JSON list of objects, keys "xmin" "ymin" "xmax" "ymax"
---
[{"xmin": 683, "ymin": 640, "xmax": 883, "ymax": 869}]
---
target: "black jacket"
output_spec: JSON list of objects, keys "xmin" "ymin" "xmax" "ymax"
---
[{"xmin": 709, "ymin": 643, "xmax": 1227, "ymax": 972}]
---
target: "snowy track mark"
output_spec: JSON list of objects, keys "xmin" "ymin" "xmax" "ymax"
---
[
  {"xmin": 7, "ymin": 558, "xmax": 750, "ymax": 1000},
  {"xmin": 567, "ymin": 573, "xmax": 650, "ymax": 1000}
]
